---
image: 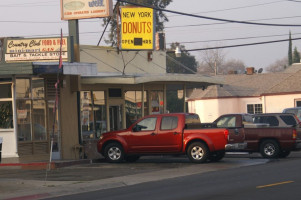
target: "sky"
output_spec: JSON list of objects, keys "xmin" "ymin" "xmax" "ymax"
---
[{"xmin": 1, "ymin": 0, "xmax": 301, "ymax": 72}]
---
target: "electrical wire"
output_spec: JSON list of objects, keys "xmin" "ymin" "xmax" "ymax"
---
[
  {"xmin": 81, "ymin": 49, "xmax": 123, "ymax": 73},
  {"xmin": 287, "ymin": 0, "xmax": 301, "ymax": 2},
  {"xmin": 118, "ymin": 0, "xmax": 301, "ymax": 27},
  {"xmin": 107, "ymin": 51, "xmax": 148, "ymax": 73},
  {"xmin": 165, "ymin": 15, "xmax": 301, "ymax": 29},
  {"xmin": 136, "ymin": 52, "xmax": 167, "ymax": 71},
  {"xmin": 166, "ymin": 32, "xmax": 301, "ymax": 45},
  {"xmin": 165, "ymin": 53, "xmax": 197, "ymax": 74},
  {"xmin": 168, "ymin": 0, "xmax": 286, "ymax": 17},
  {"xmin": 168, "ymin": 37, "xmax": 301, "ymax": 52}
]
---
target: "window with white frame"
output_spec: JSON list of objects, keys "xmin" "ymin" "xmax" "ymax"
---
[
  {"xmin": 247, "ymin": 104, "xmax": 262, "ymax": 114},
  {"xmin": 0, "ymin": 80, "xmax": 13, "ymax": 129},
  {"xmin": 295, "ymin": 99, "xmax": 301, "ymax": 107}
]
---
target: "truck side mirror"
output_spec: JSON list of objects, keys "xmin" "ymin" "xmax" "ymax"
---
[{"xmin": 133, "ymin": 125, "xmax": 139, "ymax": 132}]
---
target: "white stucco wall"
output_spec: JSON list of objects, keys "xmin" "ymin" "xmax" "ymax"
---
[
  {"xmin": 264, "ymin": 94, "xmax": 301, "ymax": 113},
  {"xmin": 0, "ymin": 130, "xmax": 18, "ymax": 159},
  {"xmin": 189, "ymin": 92, "xmax": 301, "ymax": 122},
  {"xmin": 190, "ymin": 96, "xmax": 262, "ymax": 122}
]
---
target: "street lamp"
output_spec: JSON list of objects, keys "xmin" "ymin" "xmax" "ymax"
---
[{"xmin": 175, "ymin": 46, "xmax": 181, "ymax": 57}]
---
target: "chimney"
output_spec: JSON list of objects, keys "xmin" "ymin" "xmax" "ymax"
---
[
  {"xmin": 156, "ymin": 32, "xmax": 165, "ymax": 50},
  {"xmin": 246, "ymin": 67, "xmax": 255, "ymax": 75}
]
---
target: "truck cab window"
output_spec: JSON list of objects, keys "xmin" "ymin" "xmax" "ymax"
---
[
  {"xmin": 134, "ymin": 117, "xmax": 157, "ymax": 131},
  {"xmin": 161, "ymin": 116, "xmax": 178, "ymax": 130},
  {"xmin": 216, "ymin": 116, "xmax": 236, "ymax": 128}
]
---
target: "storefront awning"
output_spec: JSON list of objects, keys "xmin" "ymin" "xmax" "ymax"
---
[
  {"xmin": 81, "ymin": 73, "xmax": 224, "ymax": 89},
  {"xmin": 32, "ymin": 62, "xmax": 97, "ymax": 76}
]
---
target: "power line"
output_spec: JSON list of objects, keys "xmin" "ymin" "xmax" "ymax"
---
[
  {"xmin": 287, "ymin": 0, "xmax": 301, "ymax": 2},
  {"xmin": 81, "ymin": 49, "xmax": 123, "ymax": 73},
  {"xmin": 0, "ymin": 1, "xmax": 57, "ymax": 7},
  {"xmin": 165, "ymin": 15, "xmax": 301, "ymax": 29},
  {"xmin": 169, "ymin": 37, "xmax": 301, "ymax": 52},
  {"xmin": 168, "ymin": 0, "xmax": 286, "ymax": 17},
  {"xmin": 118, "ymin": 0, "xmax": 301, "ymax": 27},
  {"xmin": 167, "ymin": 32, "xmax": 301, "ymax": 45},
  {"xmin": 165, "ymin": 54, "xmax": 197, "ymax": 74}
]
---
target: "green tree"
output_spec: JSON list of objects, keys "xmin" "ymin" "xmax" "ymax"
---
[
  {"xmin": 166, "ymin": 43, "xmax": 198, "ymax": 74},
  {"xmin": 288, "ymin": 31, "xmax": 293, "ymax": 66},
  {"xmin": 166, "ymin": 89, "xmax": 184, "ymax": 113},
  {"xmin": 293, "ymin": 46, "xmax": 300, "ymax": 64},
  {"xmin": 103, "ymin": 0, "xmax": 173, "ymax": 47}
]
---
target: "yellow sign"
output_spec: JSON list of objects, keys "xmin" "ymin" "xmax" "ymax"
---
[{"xmin": 121, "ymin": 7, "xmax": 155, "ymax": 50}]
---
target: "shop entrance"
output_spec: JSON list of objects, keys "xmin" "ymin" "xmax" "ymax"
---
[{"xmin": 109, "ymin": 105, "xmax": 122, "ymax": 131}]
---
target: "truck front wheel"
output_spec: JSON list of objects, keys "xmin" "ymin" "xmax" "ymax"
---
[
  {"xmin": 104, "ymin": 143, "xmax": 124, "ymax": 163},
  {"xmin": 260, "ymin": 140, "xmax": 280, "ymax": 159},
  {"xmin": 187, "ymin": 142, "xmax": 209, "ymax": 163}
]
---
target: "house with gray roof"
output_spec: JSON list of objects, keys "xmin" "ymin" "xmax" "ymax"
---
[{"xmin": 187, "ymin": 64, "xmax": 301, "ymax": 122}]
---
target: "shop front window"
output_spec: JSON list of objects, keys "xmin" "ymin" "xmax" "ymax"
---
[
  {"xmin": 16, "ymin": 79, "xmax": 31, "ymax": 98},
  {"xmin": 125, "ymin": 91, "xmax": 147, "ymax": 128},
  {"xmin": 80, "ymin": 91, "xmax": 107, "ymax": 139},
  {"xmin": 16, "ymin": 99, "xmax": 32, "ymax": 141},
  {"xmin": 0, "ymin": 82, "xmax": 13, "ymax": 129},
  {"xmin": 151, "ymin": 91, "xmax": 164, "ymax": 114},
  {"xmin": 93, "ymin": 91, "xmax": 106, "ymax": 138},
  {"xmin": 32, "ymin": 100, "xmax": 47, "ymax": 140},
  {"xmin": 32, "ymin": 78, "xmax": 45, "ymax": 99},
  {"xmin": 16, "ymin": 78, "xmax": 46, "ymax": 142},
  {"xmin": 166, "ymin": 85, "xmax": 184, "ymax": 113}
]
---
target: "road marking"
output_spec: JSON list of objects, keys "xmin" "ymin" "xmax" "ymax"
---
[{"xmin": 256, "ymin": 181, "xmax": 294, "ymax": 189}]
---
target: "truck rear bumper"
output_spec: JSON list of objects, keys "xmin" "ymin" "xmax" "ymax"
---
[
  {"xmin": 225, "ymin": 142, "xmax": 247, "ymax": 151},
  {"xmin": 294, "ymin": 140, "xmax": 301, "ymax": 150}
]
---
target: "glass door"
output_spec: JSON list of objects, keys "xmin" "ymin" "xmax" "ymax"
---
[
  {"xmin": 109, "ymin": 105, "xmax": 122, "ymax": 131},
  {"xmin": 48, "ymin": 100, "xmax": 60, "ymax": 160}
]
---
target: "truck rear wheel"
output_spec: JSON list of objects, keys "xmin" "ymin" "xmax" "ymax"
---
[
  {"xmin": 260, "ymin": 140, "xmax": 280, "ymax": 159},
  {"xmin": 104, "ymin": 143, "xmax": 124, "ymax": 163},
  {"xmin": 187, "ymin": 142, "xmax": 209, "ymax": 163},
  {"xmin": 208, "ymin": 150, "xmax": 225, "ymax": 162}
]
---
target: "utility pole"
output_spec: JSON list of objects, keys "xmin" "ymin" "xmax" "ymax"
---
[
  {"xmin": 68, "ymin": 20, "xmax": 80, "ymax": 62},
  {"xmin": 214, "ymin": 61, "xmax": 217, "ymax": 75}
]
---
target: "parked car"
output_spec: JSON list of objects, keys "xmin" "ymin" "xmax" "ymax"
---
[
  {"xmin": 283, "ymin": 107, "xmax": 301, "ymax": 121},
  {"xmin": 253, "ymin": 113, "xmax": 300, "ymax": 127},
  {"xmin": 204, "ymin": 113, "xmax": 301, "ymax": 158},
  {"xmin": 97, "ymin": 113, "xmax": 231, "ymax": 163}
]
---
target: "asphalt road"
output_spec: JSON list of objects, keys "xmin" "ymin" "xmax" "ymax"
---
[{"xmin": 44, "ymin": 153, "xmax": 301, "ymax": 200}]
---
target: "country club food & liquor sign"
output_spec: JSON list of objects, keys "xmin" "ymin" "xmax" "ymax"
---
[
  {"xmin": 5, "ymin": 38, "xmax": 69, "ymax": 62},
  {"xmin": 61, "ymin": 0, "xmax": 113, "ymax": 20}
]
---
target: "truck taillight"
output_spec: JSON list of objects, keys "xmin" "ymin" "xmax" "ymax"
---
[
  {"xmin": 293, "ymin": 129, "xmax": 297, "ymax": 140},
  {"xmin": 224, "ymin": 130, "xmax": 229, "ymax": 141}
]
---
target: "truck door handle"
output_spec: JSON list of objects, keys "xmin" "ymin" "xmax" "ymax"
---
[
  {"xmin": 173, "ymin": 132, "xmax": 179, "ymax": 135},
  {"xmin": 151, "ymin": 132, "xmax": 156, "ymax": 136}
]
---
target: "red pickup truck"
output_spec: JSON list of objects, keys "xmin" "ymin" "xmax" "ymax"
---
[
  {"xmin": 208, "ymin": 113, "xmax": 301, "ymax": 158},
  {"xmin": 97, "ymin": 113, "xmax": 229, "ymax": 163}
]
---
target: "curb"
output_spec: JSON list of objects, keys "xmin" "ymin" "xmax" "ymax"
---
[{"xmin": 0, "ymin": 159, "xmax": 91, "ymax": 170}]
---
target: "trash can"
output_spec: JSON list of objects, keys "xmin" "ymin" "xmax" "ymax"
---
[{"xmin": 0, "ymin": 137, "xmax": 2, "ymax": 163}]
